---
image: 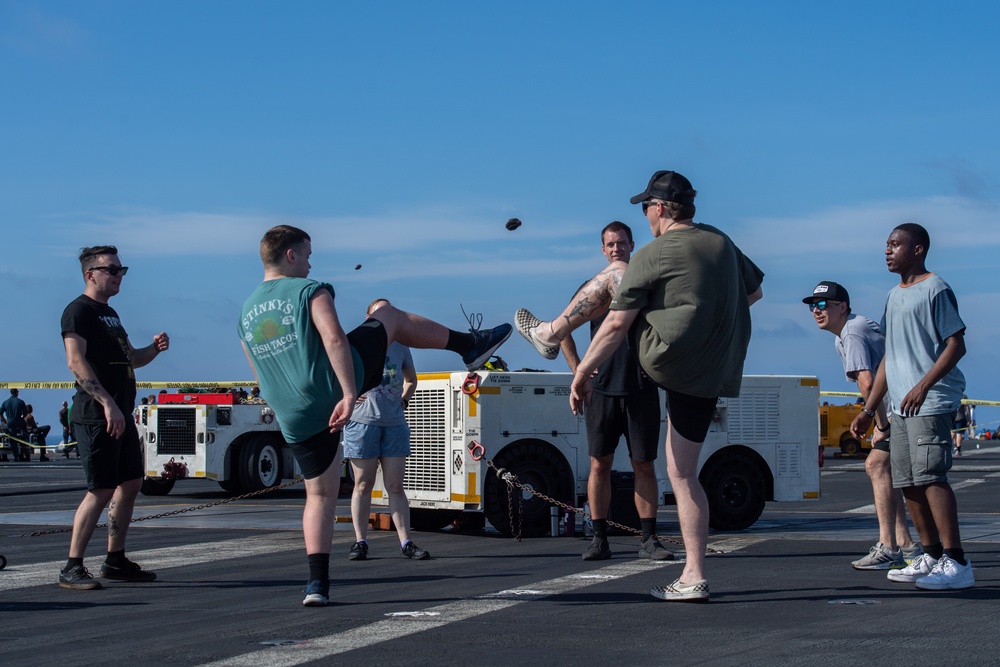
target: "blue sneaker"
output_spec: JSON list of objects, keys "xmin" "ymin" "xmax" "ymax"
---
[
  {"xmin": 462, "ymin": 324, "xmax": 513, "ymax": 371},
  {"xmin": 303, "ymin": 579, "xmax": 330, "ymax": 607}
]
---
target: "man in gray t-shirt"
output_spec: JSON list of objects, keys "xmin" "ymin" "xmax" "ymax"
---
[
  {"xmin": 803, "ymin": 281, "xmax": 918, "ymax": 570},
  {"xmin": 852, "ymin": 223, "xmax": 973, "ymax": 591}
]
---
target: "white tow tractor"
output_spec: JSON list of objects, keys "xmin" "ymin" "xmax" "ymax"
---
[{"xmin": 370, "ymin": 371, "xmax": 821, "ymax": 536}]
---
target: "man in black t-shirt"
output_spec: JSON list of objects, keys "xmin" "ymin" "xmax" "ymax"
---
[
  {"xmin": 526, "ymin": 222, "xmax": 672, "ymax": 562},
  {"xmin": 58, "ymin": 245, "xmax": 170, "ymax": 591}
]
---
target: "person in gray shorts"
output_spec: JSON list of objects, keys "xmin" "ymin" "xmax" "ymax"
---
[
  {"xmin": 852, "ymin": 223, "xmax": 973, "ymax": 590},
  {"xmin": 803, "ymin": 281, "xmax": 919, "ymax": 570},
  {"xmin": 344, "ymin": 299, "xmax": 430, "ymax": 562}
]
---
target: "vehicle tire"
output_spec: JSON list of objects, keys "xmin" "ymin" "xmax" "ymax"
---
[
  {"xmin": 699, "ymin": 451, "xmax": 768, "ymax": 531},
  {"xmin": 140, "ymin": 477, "xmax": 176, "ymax": 496},
  {"xmin": 0, "ymin": 554, "xmax": 6, "ymax": 570},
  {"xmin": 483, "ymin": 441, "xmax": 574, "ymax": 538},
  {"xmin": 410, "ymin": 508, "xmax": 462, "ymax": 532},
  {"xmin": 217, "ymin": 479, "xmax": 242, "ymax": 493},
  {"xmin": 840, "ymin": 437, "xmax": 862, "ymax": 457},
  {"xmin": 238, "ymin": 436, "xmax": 282, "ymax": 492}
]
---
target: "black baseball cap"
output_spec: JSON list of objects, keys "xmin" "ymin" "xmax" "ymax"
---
[
  {"xmin": 802, "ymin": 281, "xmax": 850, "ymax": 307},
  {"xmin": 630, "ymin": 170, "xmax": 696, "ymax": 205}
]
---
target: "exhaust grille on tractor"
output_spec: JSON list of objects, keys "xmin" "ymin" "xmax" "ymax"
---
[
  {"xmin": 728, "ymin": 389, "xmax": 780, "ymax": 443},
  {"xmin": 404, "ymin": 388, "xmax": 447, "ymax": 492},
  {"xmin": 156, "ymin": 408, "xmax": 197, "ymax": 455}
]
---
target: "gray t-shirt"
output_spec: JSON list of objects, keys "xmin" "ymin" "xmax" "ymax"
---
[
  {"xmin": 350, "ymin": 342, "xmax": 413, "ymax": 427},
  {"xmin": 881, "ymin": 274, "xmax": 966, "ymax": 416},
  {"xmin": 835, "ymin": 313, "xmax": 889, "ymax": 413}
]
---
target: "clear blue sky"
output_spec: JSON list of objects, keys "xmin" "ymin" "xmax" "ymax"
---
[{"xmin": 2, "ymin": 1, "xmax": 999, "ymax": 431}]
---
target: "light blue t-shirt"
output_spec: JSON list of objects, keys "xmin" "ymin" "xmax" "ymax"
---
[
  {"xmin": 238, "ymin": 277, "xmax": 363, "ymax": 442},
  {"xmin": 350, "ymin": 342, "xmax": 413, "ymax": 427},
  {"xmin": 835, "ymin": 313, "xmax": 889, "ymax": 414},
  {"xmin": 881, "ymin": 274, "xmax": 966, "ymax": 416}
]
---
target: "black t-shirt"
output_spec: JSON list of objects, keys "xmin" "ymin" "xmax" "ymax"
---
[
  {"xmin": 589, "ymin": 314, "xmax": 655, "ymax": 396},
  {"xmin": 61, "ymin": 295, "xmax": 136, "ymax": 424}
]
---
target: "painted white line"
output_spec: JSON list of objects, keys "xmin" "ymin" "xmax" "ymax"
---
[
  {"xmin": 198, "ymin": 559, "xmax": 683, "ymax": 667},
  {"xmin": 0, "ymin": 533, "xmax": 303, "ymax": 592},
  {"xmin": 952, "ymin": 479, "xmax": 986, "ymax": 491},
  {"xmin": 846, "ymin": 504, "xmax": 876, "ymax": 514}
]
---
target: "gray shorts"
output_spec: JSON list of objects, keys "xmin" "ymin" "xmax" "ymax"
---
[
  {"xmin": 342, "ymin": 421, "xmax": 411, "ymax": 459},
  {"xmin": 890, "ymin": 412, "xmax": 953, "ymax": 488}
]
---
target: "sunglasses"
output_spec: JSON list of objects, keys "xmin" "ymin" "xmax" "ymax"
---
[
  {"xmin": 808, "ymin": 300, "xmax": 840, "ymax": 312},
  {"xmin": 89, "ymin": 265, "xmax": 129, "ymax": 276},
  {"xmin": 641, "ymin": 200, "xmax": 662, "ymax": 215}
]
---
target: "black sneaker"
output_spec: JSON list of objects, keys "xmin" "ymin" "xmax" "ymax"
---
[
  {"xmin": 100, "ymin": 558, "xmax": 157, "ymax": 582},
  {"xmin": 303, "ymin": 579, "xmax": 330, "ymax": 607},
  {"xmin": 462, "ymin": 324, "xmax": 513, "ymax": 371},
  {"xmin": 349, "ymin": 541, "xmax": 369, "ymax": 561},
  {"xmin": 638, "ymin": 536, "xmax": 675, "ymax": 561},
  {"xmin": 582, "ymin": 536, "xmax": 612, "ymax": 561},
  {"xmin": 59, "ymin": 564, "xmax": 103, "ymax": 590},
  {"xmin": 401, "ymin": 542, "xmax": 430, "ymax": 560}
]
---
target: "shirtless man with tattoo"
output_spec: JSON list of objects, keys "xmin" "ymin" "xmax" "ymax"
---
[{"xmin": 59, "ymin": 245, "xmax": 170, "ymax": 590}]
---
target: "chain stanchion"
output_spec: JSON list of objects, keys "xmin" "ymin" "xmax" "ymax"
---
[
  {"xmin": 467, "ymin": 440, "xmax": 721, "ymax": 553},
  {"xmin": 17, "ymin": 478, "xmax": 304, "ymax": 538}
]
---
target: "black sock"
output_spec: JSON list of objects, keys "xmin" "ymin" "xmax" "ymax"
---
[
  {"xmin": 106, "ymin": 549, "xmax": 126, "ymax": 565},
  {"xmin": 308, "ymin": 553, "xmax": 330, "ymax": 583},
  {"xmin": 943, "ymin": 547, "xmax": 967, "ymax": 566},
  {"xmin": 925, "ymin": 542, "xmax": 944, "ymax": 560},
  {"xmin": 593, "ymin": 519, "xmax": 608, "ymax": 539},
  {"xmin": 640, "ymin": 518, "xmax": 656, "ymax": 541},
  {"xmin": 65, "ymin": 557, "xmax": 83, "ymax": 571},
  {"xmin": 445, "ymin": 330, "xmax": 474, "ymax": 355}
]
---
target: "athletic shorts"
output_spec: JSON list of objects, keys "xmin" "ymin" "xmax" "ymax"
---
[
  {"xmin": 664, "ymin": 389, "xmax": 718, "ymax": 443},
  {"xmin": 75, "ymin": 419, "xmax": 143, "ymax": 490},
  {"xmin": 287, "ymin": 428, "xmax": 343, "ymax": 480},
  {"xmin": 342, "ymin": 422, "xmax": 412, "ymax": 459},
  {"xmin": 346, "ymin": 319, "xmax": 390, "ymax": 396},
  {"xmin": 585, "ymin": 389, "xmax": 660, "ymax": 462},
  {"xmin": 889, "ymin": 412, "xmax": 952, "ymax": 488}
]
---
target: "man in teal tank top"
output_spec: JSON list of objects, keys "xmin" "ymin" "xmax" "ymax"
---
[{"xmin": 239, "ymin": 225, "xmax": 511, "ymax": 607}]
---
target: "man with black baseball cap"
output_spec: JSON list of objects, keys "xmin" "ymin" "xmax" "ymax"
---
[
  {"xmin": 564, "ymin": 169, "xmax": 764, "ymax": 602},
  {"xmin": 803, "ymin": 280, "xmax": 920, "ymax": 571}
]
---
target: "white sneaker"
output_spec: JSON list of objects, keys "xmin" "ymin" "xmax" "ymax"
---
[
  {"xmin": 852, "ymin": 542, "xmax": 905, "ymax": 570},
  {"xmin": 887, "ymin": 553, "xmax": 938, "ymax": 583},
  {"xmin": 514, "ymin": 308, "xmax": 559, "ymax": 360},
  {"xmin": 914, "ymin": 555, "xmax": 975, "ymax": 590}
]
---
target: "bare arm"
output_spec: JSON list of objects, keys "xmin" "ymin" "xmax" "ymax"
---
[
  {"xmin": 569, "ymin": 308, "xmax": 639, "ymax": 415},
  {"xmin": 129, "ymin": 332, "xmax": 170, "ymax": 368},
  {"xmin": 851, "ymin": 358, "xmax": 889, "ymax": 438},
  {"xmin": 560, "ymin": 334, "xmax": 581, "ymax": 374},
  {"xmin": 898, "ymin": 333, "xmax": 966, "ymax": 417},
  {"xmin": 310, "ymin": 289, "xmax": 358, "ymax": 431},
  {"xmin": 64, "ymin": 333, "xmax": 126, "ymax": 438},
  {"xmin": 401, "ymin": 363, "xmax": 417, "ymax": 404}
]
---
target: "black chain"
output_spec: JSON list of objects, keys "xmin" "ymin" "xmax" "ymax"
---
[
  {"xmin": 16, "ymin": 478, "xmax": 304, "ymax": 538},
  {"xmin": 483, "ymin": 457, "xmax": 720, "ymax": 553}
]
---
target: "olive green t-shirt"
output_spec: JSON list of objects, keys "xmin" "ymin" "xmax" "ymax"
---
[
  {"xmin": 238, "ymin": 277, "xmax": 363, "ymax": 442},
  {"xmin": 610, "ymin": 223, "xmax": 763, "ymax": 398}
]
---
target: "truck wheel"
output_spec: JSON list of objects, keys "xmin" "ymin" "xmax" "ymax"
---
[
  {"xmin": 410, "ymin": 508, "xmax": 462, "ymax": 532},
  {"xmin": 699, "ymin": 451, "xmax": 768, "ymax": 531},
  {"xmin": 840, "ymin": 438, "xmax": 862, "ymax": 457},
  {"xmin": 483, "ymin": 442, "xmax": 573, "ymax": 538},
  {"xmin": 239, "ymin": 437, "xmax": 282, "ymax": 492},
  {"xmin": 140, "ymin": 477, "xmax": 176, "ymax": 496},
  {"xmin": 218, "ymin": 479, "xmax": 242, "ymax": 493}
]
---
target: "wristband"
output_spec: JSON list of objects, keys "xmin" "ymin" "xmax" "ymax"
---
[
  {"xmin": 875, "ymin": 423, "xmax": 890, "ymax": 432},
  {"xmin": 861, "ymin": 408, "xmax": 875, "ymax": 419}
]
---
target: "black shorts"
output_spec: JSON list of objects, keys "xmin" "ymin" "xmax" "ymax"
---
[
  {"xmin": 346, "ymin": 319, "xmax": 389, "ymax": 396},
  {"xmin": 75, "ymin": 419, "xmax": 144, "ymax": 490},
  {"xmin": 664, "ymin": 389, "xmax": 717, "ymax": 443},
  {"xmin": 585, "ymin": 389, "xmax": 661, "ymax": 462},
  {"xmin": 288, "ymin": 428, "xmax": 343, "ymax": 480}
]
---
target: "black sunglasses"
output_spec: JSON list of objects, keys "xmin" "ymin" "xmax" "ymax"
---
[
  {"xmin": 89, "ymin": 265, "xmax": 129, "ymax": 276},
  {"xmin": 808, "ymin": 300, "xmax": 840, "ymax": 312},
  {"xmin": 642, "ymin": 200, "xmax": 660, "ymax": 214}
]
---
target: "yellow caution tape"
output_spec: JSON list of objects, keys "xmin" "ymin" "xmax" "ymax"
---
[
  {"xmin": 0, "ymin": 381, "xmax": 257, "ymax": 390},
  {"xmin": 820, "ymin": 391, "xmax": 1000, "ymax": 407}
]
